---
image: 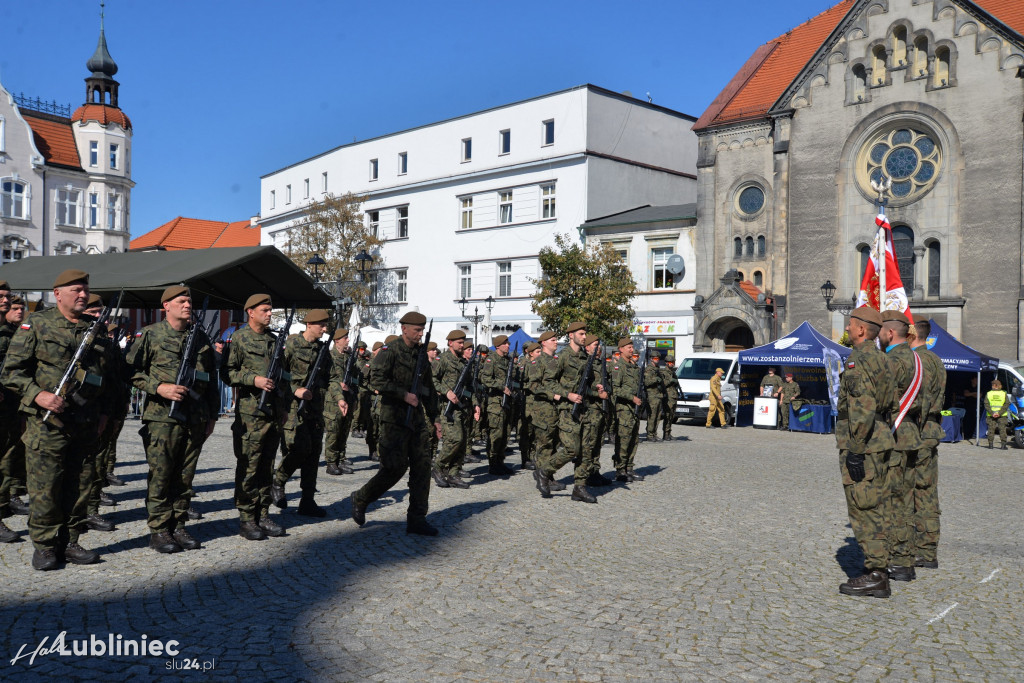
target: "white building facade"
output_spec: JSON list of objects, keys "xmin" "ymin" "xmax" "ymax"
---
[{"xmin": 260, "ymin": 85, "xmax": 698, "ymax": 339}]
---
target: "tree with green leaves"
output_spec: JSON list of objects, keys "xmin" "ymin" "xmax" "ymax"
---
[{"xmin": 531, "ymin": 233, "xmax": 637, "ymax": 342}]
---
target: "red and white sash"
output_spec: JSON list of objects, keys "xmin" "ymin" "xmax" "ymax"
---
[{"xmin": 891, "ymin": 351, "xmax": 923, "ymax": 432}]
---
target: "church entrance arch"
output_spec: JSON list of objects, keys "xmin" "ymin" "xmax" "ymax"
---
[{"xmin": 705, "ymin": 316, "xmax": 756, "ymax": 352}]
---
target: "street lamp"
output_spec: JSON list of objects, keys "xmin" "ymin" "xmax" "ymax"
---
[
  {"xmin": 306, "ymin": 253, "xmax": 325, "ymax": 281},
  {"xmin": 820, "ymin": 279, "xmax": 855, "ymax": 314},
  {"xmin": 459, "ymin": 296, "xmax": 495, "ymax": 346},
  {"xmin": 355, "ymin": 249, "xmax": 373, "ymax": 282}
]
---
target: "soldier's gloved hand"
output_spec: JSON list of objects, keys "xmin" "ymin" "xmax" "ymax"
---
[{"xmin": 846, "ymin": 453, "xmax": 866, "ymax": 482}]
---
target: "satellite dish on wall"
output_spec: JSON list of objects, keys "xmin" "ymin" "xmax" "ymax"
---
[{"xmin": 666, "ymin": 254, "xmax": 685, "ymax": 276}]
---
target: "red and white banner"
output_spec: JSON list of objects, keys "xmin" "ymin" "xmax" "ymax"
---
[{"xmin": 854, "ymin": 211, "xmax": 913, "ymax": 322}]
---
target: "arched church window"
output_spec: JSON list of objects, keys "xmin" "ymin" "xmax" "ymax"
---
[
  {"xmin": 756, "ymin": 235, "xmax": 766, "ymax": 257},
  {"xmin": 927, "ymin": 240, "xmax": 940, "ymax": 297},
  {"xmin": 860, "ymin": 126, "xmax": 941, "ymax": 204},
  {"xmin": 913, "ymin": 37, "xmax": 929, "ymax": 77},
  {"xmin": 753, "ymin": 271, "xmax": 763, "ymax": 288},
  {"xmin": 852, "ymin": 64, "xmax": 867, "ymax": 102},
  {"xmin": 891, "ymin": 27, "xmax": 908, "ymax": 67},
  {"xmin": 872, "ymin": 46, "xmax": 887, "ymax": 85},
  {"xmin": 736, "ymin": 185, "xmax": 765, "ymax": 217},
  {"xmin": 934, "ymin": 47, "xmax": 950, "ymax": 87},
  {"xmin": 744, "ymin": 236, "xmax": 754, "ymax": 257},
  {"xmin": 858, "ymin": 244, "xmax": 871, "ymax": 278},
  {"xmin": 891, "ymin": 225, "xmax": 915, "ymax": 293},
  {"xmin": 734, "ymin": 237, "xmax": 742, "ymax": 258}
]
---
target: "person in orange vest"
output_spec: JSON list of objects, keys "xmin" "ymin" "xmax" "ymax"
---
[{"xmin": 984, "ymin": 379, "xmax": 1009, "ymax": 450}]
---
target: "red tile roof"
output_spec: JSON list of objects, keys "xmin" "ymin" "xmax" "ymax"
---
[
  {"xmin": 739, "ymin": 280, "xmax": 763, "ymax": 300},
  {"xmin": 21, "ymin": 112, "xmax": 82, "ymax": 170},
  {"xmin": 694, "ymin": 0, "xmax": 1024, "ymax": 132},
  {"xmin": 71, "ymin": 104, "xmax": 132, "ymax": 130},
  {"xmin": 130, "ymin": 217, "xmax": 261, "ymax": 251}
]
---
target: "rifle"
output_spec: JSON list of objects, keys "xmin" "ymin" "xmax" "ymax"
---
[
  {"xmin": 257, "ymin": 306, "xmax": 295, "ymax": 417},
  {"xmin": 297, "ymin": 315, "xmax": 335, "ymax": 415},
  {"xmin": 500, "ymin": 350, "xmax": 519, "ymax": 410},
  {"xmin": 404, "ymin": 319, "xmax": 433, "ymax": 428},
  {"xmin": 635, "ymin": 349, "xmax": 651, "ymax": 420},
  {"xmin": 168, "ymin": 296, "xmax": 211, "ymax": 422},
  {"xmin": 600, "ymin": 346, "xmax": 613, "ymax": 415},
  {"xmin": 341, "ymin": 327, "xmax": 362, "ymax": 403},
  {"xmin": 571, "ymin": 343, "xmax": 599, "ymax": 423},
  {"xmin": 42, "ymin": 290, "xmax": 124, "ymax": 429},
  {"xmin": 443, "ymin": 344, "xmax": 479, "ymax": 422}
]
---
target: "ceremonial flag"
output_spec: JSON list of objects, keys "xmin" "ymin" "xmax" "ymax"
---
[{"xmin": 854, "ymin": 211, "xmax": 913, "ymax": 322}]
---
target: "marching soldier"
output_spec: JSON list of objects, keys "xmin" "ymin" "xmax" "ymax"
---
[
  {"xmin": 479, "ymin": 335, "xmax": 516, "ymax": 476},
  {"xmin": 432, "ymin": 330, "xmax": 478, "ymax": 488},
  {"xmin": 324, "ymin": 327, "xmax": 356, "ymax": 476},
  {"xmin": 365, "ymin": 341, "xmax": 384, "ymax": 461},
  {"xmin": 271, "ymin": 309, "xmax": 332, "ymax": 517},
  {"xmin": 526, "ymin": 332, "xmax": 561, "ymax": 477},
  {"xmin": 836, "ymin": 307, "xmax": 897, "ymax": 598},
  {"xmin": 643, "ymin": 353, "xmax": 666, "ymax": 441},
  {"xmin": 222, "ymin": 293, "xmax": 287, "ymax": 541},
  {"xmin": 350, "ymin": 312, "xmax": 440, "ymax": 535},
  {"xmin": 659, "ymin": 356, "xmax": 679, "ymax": 441},
  {"xmin": 0, "ymin": 281, "xmax": 17, "ymax": 542},
  {"xmin": 4, "ymin": 295, "xmax": 30, "ymax": 513},
  {"xmin": 128, "ymin": 285, "xmax": 219, "ymax": 553},
  {"xmin": 580, "ymin": 334, "xmax": 610, "ymax": 489},
  {"xmin": 776, "ymin": 373, "xmax": 801, "ymax": 430},
  {"xmin": 909, "ymin": 319, "xmax": 947, "ymax": 569},
  {"xmin": 351, "ymin": 341, "xmax": 369, "ymax": 438},
  {"xmin": 2, "ymin": 269, "xmax": 112, "ymax": 569},
  {"xmin": 426, "ymin": 341, "xmax": 440, "ymax": 459},
  {"xmin": 611, "ymin": 338, "xmax": 644, "ymax": 482}
]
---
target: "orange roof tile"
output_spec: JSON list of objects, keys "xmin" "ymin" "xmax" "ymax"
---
[
  {"xmin": 978, "ymin": 0, "xmax": 1024, "ymax": 35},
  {"xmin": 21, "ymin": 113, "xmax": 82, "ymax": 170},
  {"xmin": 739, "ymin": 280, "xmax": 763, "ymax": 300},
  {"xmin": 130, "ymin": 217, "xmax": 261, "ymax": 251},
  {"xmin": 71, "ymin": 104, "xmax": 132, "ymax": 130},
  {"xmin": 212, "ymin": 220, "xmax": 262, "ymax": 248}
]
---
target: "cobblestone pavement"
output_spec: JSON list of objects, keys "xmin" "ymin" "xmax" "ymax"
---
[{"xmin": 1, "ymin": 417, "xmax": 1022, "ymax": 680}]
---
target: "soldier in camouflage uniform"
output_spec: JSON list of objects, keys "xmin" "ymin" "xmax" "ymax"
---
[
  {"xmin": 659, "ymin": 357, "xmax": 679, "ymax": 440},
  {"xmin": 350, "ymin": 312, "xmax": 441, "ymax": 535},
  {"xmin": 432, "ymin": 330, "xmax": 479, "ymax": 488},
  {"xmin": 221, "ymin": 293, "xmax": 287, "ymax": 541},
  {"xmin": 479, "ymin": 335, "xmax": 516, "ymax": 476},
  {"xmin": 426, "ymin": 341, "xmax": 440, "ymax": 458},
  {"xmin": 514, "ymin": 347, "xmax": 535, "ymax": 469},
  {"xmin": 0, "ymin": 294, "xmax": 30, "ymax": 519},
  {"xmin": 271, "ymin": 309, "xmax": 332, "ymax": 518},
  {"xmin": 128, "ymin": 285, "xmax": 219, "ymax": 553},
  {"xmin": 96, "ymin": 321, "xmax": 131, "ymax": 490},
  {"xmin": 526, "ymin": 332, "xmax": 561, "ymax": 474},
  {"xmin": 909, "ymin": 320, "xmax": 946, "ymax": 570},
  {"xmin": 324, "ymin": 327, "xmax": 357, "ymax": 476},
  {"xmin": 0, "ymin": 281, "xmax": 17, "ymax": 542},
  {"xmin": 611, "ymin": 338, "xmax": 644, "ymax": 482},
  {"xmin": 1, "ymin": 269, "xmax": 112, "ymax": 569},
  {"xmin": 775, "ymin": 373, "xmax": 801, "ymax": 430},
  {"xmin": 366, "ymin": 341, "xmax": 384, "ymax": 461},
  {"xmin": 351, "ymin": 342, "xmax": 369, "ymax": 438},
  {"xmin": 81, "ymin": 295, "xmax": 119, "ymax": 534},
  {"xmin": 579, "ymin": 334, "xmax": 610, "ymax": 489},
  {"xmin": 880, "ymin": 310, "xmax": 925, "ymax": 583},
  {"xmin": 836, "ymin": 306, "xmax": 897, "ymax": 598},
  {"xmin": 643, "ymin": 353, "xmax": 666, "ymax": 442}
]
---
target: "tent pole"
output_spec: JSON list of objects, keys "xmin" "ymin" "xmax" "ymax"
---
[{"xmin": 976, "ymin": 370, "xmax": 981, "ymax": 447}]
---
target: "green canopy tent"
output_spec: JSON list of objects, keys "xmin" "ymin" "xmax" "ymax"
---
[{"xmin": 0, "ymin": 246, "xmax": 333, "ymax": 309}]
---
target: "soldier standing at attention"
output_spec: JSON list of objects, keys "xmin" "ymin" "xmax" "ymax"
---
[
  {"xmin": 879, "ymin": 310, "xmax": 924, "ymax": 583},
  {"xmin": 760, "ymin": 367, "xmax": 782, "ymax": 396},
  {"xmin": 776, "ymin": 373, "xmax": 801, "ymax": 430},
  {"xmin": 81, "ymin": 295, "xmax": 119, "ymax": 534},
  {"xmin": 526, "ymin": 332, "xmax": 561, "ymax": 476},
  {"xmin": 909, "ymin": 320, "xmax": 946, "ymax": 569},
  {"xmin": 2, "ymin": 270, "xmax": 111, "ymax": 569},
  {"xmin": 611, "ymin": 338, "xmax": 644, "ymax": 482},
  {"xmin": 432, "ymin": 330, "xmax": 478, "ymax": 488},
  {"xmin": 984, "ymin": 379, "xmax": 1009, "ymax": 450},
  {"xmin": 324, "ymin": 327, "xmax": 356, "ymax": 476},
  {"xmin": 0, "ymin": 281, "xmax": 17, "ymax": 542},
  {"xmin": 350, "ymin": 312, "xmax": 440, "ymax": 535},
  {"xmin": 271, "ymin": 309, "xmax": 332, "ymax": 517},
  {"xmin": 643, "ymin": 353, "xmax": 666, "ymax": 441},
  {"xmin": 659, "ymin": 356, "xmax": 679, "ymax": 441},
  {"xmin": 222, "ymin": 294, "xmax": 287, "ymax": 541},
  {"xmin": 128, "ymin": 285, "xmax": 219, "ymax": 553},
  {"xmin": 480, "ymin": 335, "xmax": 516, "ymax": 477},
  {"xmin": 705, "ymin": 368, "xmax": 729, "ymax": 428},
  {"xmin": 836, "ymin": 307, "xmax": 897, "ymax": 598},
  {"xmin": 426, "ymin": 341, "xmax": 440, "ymax": 459},
  {"xmin": 1, "ymin": 295, "xmax": 31, "ymax": 517}
]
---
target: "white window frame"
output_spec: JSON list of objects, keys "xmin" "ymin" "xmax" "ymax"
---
[
  {"xmin": 106, "ymin": 193, "xmax": 120, "ymax": 231},
  {"xmin": 398, "ymin": 152, "xmax": 408, "ymax": 175},
  {"xmin": 499, "ymin": 129, "xmax": 510, "ymax": 155},
  {"xmin": 397, "ymin": 206, "xmax": 409, "ymax": 238},
  {"xmin": 497, "ymin": 261, "xmax": 512, "ymax": 298},
  {"xmin": 0, "ymin": 178, "xmax": 29, "ymax": 220},
  {"xmin": 2, "ymin": 247, "xmax": 25, "ymax": 263},
  {"xmin": 541, "ymin": 183, "xmax": 556, "ymax": 219},
  {"xmin": 89, "ymin": 192, "xmax": 99, "ymax": 227},
  {"xmin": 285, "ymin": 184, "xmax": 292, "ymax": 204},
  {"xmin": 461, "ymin": 138, "xmax": 472, "ymax": 162},
  {"xmin": 369, "ymin": 158, "xmax": 379, "ymax": 181},
  {"xmin": 270, "ymin": 189, "xmax": 276, "ymax": 210},
  {"xmin": 459, "ymin": 265, "xmax": 472, "ymax": 298},
  {"xmin": 460, "ymin": 197, "xmax": 473, "ymax": 230},
  {"xmin": 89, "ymin": 141, "xmax": 98, "ymax": 167},
  {"xmin": 303, "ymin": 178, "xmax": 309, "ymax": 199},
  {"xmin": 56, "ymin": 188, "xmax": 81, "ymax": 227},
  {"xmin": 651, "ymin": 246, "xmax": 676, "ymax": 291},
  {"xmin": 367, "ymin": 210, "xmax": 379, "ymax": 238},
  {"xmin": 109, "ymin": 143, "xmax": 119, "ymax": 170},
  {"xmin": 396, "ymin": 268, "xmax": 408, "ymax": 303},
  {"xmin": 0, "ymin": 115, "xmax": 5, "ymax": 154},
  {"xmin": 542, "ymin": 119, "xmax": 555, "ymax": 146},
  {"xmin": 321, "ymin": 171, "xmax": 328, "ymax": 193},
  {"xmin": 498, "ymin": 191, "xmax": 513, "ymax": 224}
]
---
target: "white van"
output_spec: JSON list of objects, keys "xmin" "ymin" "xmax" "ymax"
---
[{"xmin": 674, "ymin": 352, "xmax": 740, "ymax": 425}]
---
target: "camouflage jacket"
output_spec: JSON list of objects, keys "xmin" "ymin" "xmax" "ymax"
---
[
  {"xmin": 479, "ymin": 351, "xmax": 510, "ymax": 401},
  {"xmin": 778, "ymin": 380, "xmax": 801, "ymax": 402},
  {"xmin": 127, "ymin": 319, "xmax": 219, "ymax": 424},
  {"xmin": 0, "ymin": 321, "xmax": 18, "ymax": 412},
  {"xmin": 835, "ymin": 339, "xmax": 896, "ymax": 454},
  {"xmin": 1, "ymin": 306, "xmax": 111, "ymax": 424},
  {"xmin": 555, "ymin": 346, "xmax": 601, "ymax": 410},
  {"xmin": 886, "ymin": 341, "xmax": 924, "ymax": 451},
  {"xmin": 282, "ymin": 333, "xmax": 330, "ymax": 426},
  {"xmin": 914, "ymin": 345, "xmax": 947, "ymax": 445},
  {"xmin": 610, "ymin": 357, "xmax": 641, "ymax": 406},
  {"xmin": 760, "ymin": 375, "xmax": 783, "ymax": 392},
  {"xmin": 370, "ymin": 338, "xmax": 438, "ymax": 428},
  {"xmin": 434, "ymin": 349, "xmax": 470, "ymax": 410},
  {"xmin": 220, "ymin": 324, "xmax": 285, "ymax": 419},
  {"xmin": 325, "ymin": 347, "xmax": 360, "ymax": 412},
  {"xmin": 644, "ymin": 363, "xmax": 666, "ymax": 395},
  {"xmin": 659, "ymin": 365, "xmax": 678, "ymax": 401}
]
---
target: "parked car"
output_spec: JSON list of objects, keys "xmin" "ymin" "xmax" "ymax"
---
[{"xmin": 674, "ymin": 352, "xmax": 739, "ymax": 425}]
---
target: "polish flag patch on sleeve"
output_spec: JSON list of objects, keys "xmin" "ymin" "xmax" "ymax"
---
[
  {"xmin": 20, "ymin": 323, "xmax": 31, "ymax": 330},
  {"xmin": 847, "ymin": 361, "xmax": 855, "ymax": 369}
]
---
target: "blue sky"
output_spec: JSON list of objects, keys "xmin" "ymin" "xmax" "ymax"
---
[{"xmin": 1, "ymin": 0, "xmax": 841, "ymax": 239}]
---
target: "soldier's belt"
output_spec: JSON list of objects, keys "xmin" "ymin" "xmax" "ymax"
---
[{"xmin": 836, "ymin": 411, "xmax": 888, "ymax": 424}]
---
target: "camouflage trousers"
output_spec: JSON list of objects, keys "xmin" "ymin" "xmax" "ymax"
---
[
  {"xmin": 517, "ymin": 413, "xmax": 533, "ymax": 465},
  {"xmin": 353, "ymin": 421, "xmax": 431, "ymax": 521},
  {"xmin": 614, "ymin": 404, "xmax": 640, "ymax": 473},
  {"xmin": 527, "ymin": 402, "xmax": 558, "ymax": 468},
  {"xmin": 367, "ymin": 395, "xmax": 381, "ymax": 456},
  {"xmin": 324, "ymin": 405, "xmax": 353, "ymax": 466},
  {"xmin": 23, "ymin": 418, "xmax": 99, "ymax": 551},
  {"xmin": 840, "ymin": 448, "xmax": 891, "ymax": 571},
  {"xmin": 485, "ymin": 398, "xmax": 510, "ymax": 468},
  {"xmin": 986, "ymin": 414, "xmax": 1007, "ymax": 446},
  {"xmin": 662, "ymin": 397, "xmax": 676, "ymax": 438},
  {"xmin": 779, "ymin": 400, "xmax": 793, "ymax": 430},
  {"xmin": 542, "ymin": 406, "xmax": 600, "ymax": 487},
  {"xmin": 140, "ymin": 420, "xmax": 206, "ymax": 532},
  {"xmin": 646, "ymin": 392, "xmax": 665, "ymax": 438},
  {"xmin": 232, "ymin": 415, "xmax": 280, "ymax": 523},
  {"xmin": 0, "ymin": 413, "xmax": 26, "ymax": 514},
  {"xmin": 87, "ymin": 416, "xmax": 126, "ymax": 516},
  {"xmin": 275, "ymin": 417, "xmax": 324, "ymax": 494},
  {"xmin": 909, "ymin": 444, "xmax": 941, "ymax": 563},
  {"xmin": 584, "ymin": 409, "xmax": 606, "ymax": 478},
  {"xmin": 426, "ymin": 402, "xmax": 439, "ymax": 459},
  {"xmin": 886, "ymin": 449, "xmax": 915, "ymax": 568},
  {"xmin": 436, "ymin": 408, "xmax": 472, "ymax": 476}
]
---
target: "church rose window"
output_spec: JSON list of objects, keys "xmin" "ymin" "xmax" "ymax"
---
[
  {"xmin": 736, "ymin": 186, "xmax": 765, "ymax": 216},
  {"xmin": 860, "ymin": 127, "xmax": 941, "ymax": 203}
]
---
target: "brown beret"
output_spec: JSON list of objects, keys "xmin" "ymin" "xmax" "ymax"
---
[
  {"xmin": 54, "ymin": 269, "xmax": 89, "ymax": 288},
  {"xmin": 304, "ymin": 308, "xmax": 330, "ymax": 324},
  {"xmin": 427, "ymin": 341, "xmax": 438, "ymax": 351},
  {"xmin": 86, "ymin": 293, "xmax": 102, "ymax": 307},
  {"xmin": 0, "ymin": 280, "xmax": 9, "ymax": 290},
  {"xmin": 446, "ymin": 329, "xmax": 466, "ymax": 341},
  {"xmin": 880, "ymin": 310, "xmax": 910, "ymax": 325},
  {"xmin": 538, "ymin": 331, "xmax": 556, "ymax": 342},
  {"xmin": 10, "ymin": 295, "xmax": 23, "ymax": 305},
  {"xmin": 106, "ymin": 322, "xmax": 120, "ymax": 332},
  {"xmin": 850, "ymin": 306, "xmax": 882, "ymax": 326},
  {"xmin": 399, "ymin": 311, "xmax": 427, "ymax": 325},
  {"xmin": 477, "ymin": 344, "xmax": 489, "ymax": 353},
  {"xmin": 357, "ymin": 341, "xmax": 367, "ymax": 348},
  {"xmin": 583, "ymin": 333, "xmax": 599, "ymax": 346},
  {"xmin": 333, "ymin": 327, "xmax": 349, "ymax": 340},
  {"xmin": 244, "ymin": 293, "xmax": 272, "ymax": 311},
  {"xmin": 492, "ymin": 335, "xmax": 509, "ymax": 347},
  {"xmin": 567, "ymin": 321, "xmax": 586, "ymax": 333},
  {"xmin": 372, "ymin": 341, "xmax": 383, "ymax": 351},
  {"xmin": 385, "ymin": 334, "xmax": 399, "ymax": 344},
  {"xmin": 161, "ymin": 284, "xmax": 190, "ymax": 304},
  {"xmin": 618, "ymin": 337, "xmax": 633, "ymax": 349},
  {"xmin": 524, "ymin": 342, "xmax": 540, "ymax": 353}
]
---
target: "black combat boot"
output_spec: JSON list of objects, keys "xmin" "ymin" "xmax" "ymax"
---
[
  {"xmin": 406, "ymin": 517, "xmax": 439, "ymax": 536},
  {"xmin": 350, "ymin": 493, "xmax": 367, "ymax": 527},
  {"xmin": 32, "ymin": 548, "xmax": 58, "ymax": 570},
  {"xmin": 915, "ymin": 557, "xmax": 939, "ymax": 569},
  {"xmin": 106, "ymin": 472, "xmax": 126, "ymax": 486},
  {"xmin": 627, "ymin": 470, "xmax": 645, "ymax": 482},
  {"xmin": 149, "ymin": 531, "xmax": 182, "ymax": 554},
  {"xmin": 887, "ymin": 566, "xmax": 916, "ymax": 582},
  {"xmin": 571, "ymin": 485, "xmax": 597, "ymax": 504},
  {"xmin": 325, "ymin": 463, "xmax": 342, "ymax": 476},
  {"xmin": 615, "ymin": 471, "xmax": 630, "ymax": 482},
  {"xmin": 839, "ymin": 570, "xmax": 890, "ymax": 598},
  {"xmin": 64, "ymin": 542, "xmax": 100, "ymax": 565},
  {"xmin": 431, "ymin": 467, "xmax": 450, "ymax": 488},
  {"xmin": 84, "ymin": 514, "xmax": 115, "ymax": 532},
  {"xmin": 99, "ymin": 492, "xmax": 116, "ymax": 507},
  {"xmin": 533, "ymin": 468, "xmax": 551, "ymax": 497},
  {"xmin": 338, "ymin": 461, "xmax": 354, "ymax": 474},
  {"xmin": 297, "ymin": 494, "xmax": 327, "ymax": 518},
  {"xmin": 9, "ymin": 495, "xmax": 29, "ymax": 515},
  {"xmin": 258, "ymin": 516, "xmax": 286, "ymax": 537},
  {"xmin": 0, "ymin": 520, "xmax": 18, "ymax": 543},
  {"xmin": 238, "ymin": 521, "xmax": 266, "ymax": 541},
  {"xmin": 547, "ymin": 478, "xmax": 566, "ymax": 491},
  {"xmin": 172, "ymin": 528, "xmax": 201, "ymax": 550},
  {"xmin": 446, "ymin": 473, "xmax": 470, "ymax": 489},
  {"xmin": 270, "ymin": 483, "xmax": 287, "ymax": 509},
  {"xmin": 188, "ymin": 507, "xmax": 203, "ymax": 520}
]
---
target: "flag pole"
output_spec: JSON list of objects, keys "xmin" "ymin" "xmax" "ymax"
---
[{"xmin": 870, "ymin": 176, "xmax": 892, "ymax": 310}]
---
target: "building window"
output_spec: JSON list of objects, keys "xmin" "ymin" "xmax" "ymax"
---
[
  {"xmin": 368, "ymin": 273, "xmax": 379, "ymax": 304},
  {"xmin": 542, "ymin": 119, "xmax": 555, "ymax": 146},
  {"xmin": 369, "ymin": 158, "xmax": 378, "ymax": 180},
  {"xmin": 56, "ymin": 189, "xmax": 81, "ymax": 227},
  {"xmin": 107, "ymin": 193, "xmax": 120, "ymax": 230},
  {"xmin": 499, "ymin": 129, "xmax": 510, "ymax": 155},
  {"xmin": 851, "ymin": 64, "xmax": 868, "ymax": 102},
  {"xmin": 461, "ymin": 138, "xmax": 472, "ymax": 162},
  {"xmin": 934, "ymin": 47, "xmax": 951, "ymax": 87},
  {"xmin": 459, "ymin": 265, "xmax": 472, "ymax": 298},
  {"xmin": 858, "ymin": 243, "xmax": 871, "ymax": 277},
  {"xmin": 541, "ymin": 183, "xmax": 556, "ymax": 219},
  {"xmin": 270, "ymin": 190, "xmax": 276, "ymax": 209},
  {"xmin": 892, "ymin": 225, "xmax": 915, "ymax": 292},
  {"xmin": 398, "ymin": 152, "xmax": 408, "ymax": 175},
  {"xmin": 89, "ymin": 141, "xmax": 98, "ymax": 167},
  {"xmin": 285, "ymin": 184, "xmax": 292, "ymax": 204},
  {"xmin": 891, "ymin": 26, "xmax": 908, "ymax": 67},
  {"xmin": 396, "ymin": 269, "xmax": 408, "ymax": 303},
  {"xmin": 321, "ymin": 172, "xmax": 328, "ymax": 193},
  {"xmin": 499, "ymin": 191, "xmax": 513, "ymax": 224},
  {"xmin": 368, "ymin": 210, "xmax": 379, "ymax": 238},
  {"xmin": 397, "ymin": 206, "xmax": 408, "ymax": 238},
  {"xmin": 734, "ymin": 237, "xmax": 743, "ymax": 258},
  {"xmin": 497, "ymin": 261, "xmax": 512, "ymax": 297},
  {"xmin": 0, "ymin": 115, "xmax": 5, "ymax": 154},
  {"xmin": 89, "ymin": 192, "xmax": 99, "ymax": 227},
  {"xmin": 913, "ymin": 37, "xmax": 929, "ymax": 77},
  {"xmin": 744, "ymin": 236, "xmax": 754, "ymax": 257},
  {"xmin": 753, "ymin": 270, "xmax": 763, "ymax": 288},
  {"xmin": 927, "ymin": 240, "xmax": 940, "ymax": 297},
  {"xmin": 757, "ymin": 235, "xmax": 766, "ymax": 257},
  {"xmin": 303, "ymin": 178, "xmax": 309, "ymax": 198},
  {"xmin": 109, "ymin": 143, "xmax": 119, "ymax": 170},
  {"xmin": 2, "ymin": 248, "xmax": 24, "ymax": 263},
  {"xmin": 0, "ymin": 179, "xmax": 28, "ymax": 219},
  {"xmin": 55, "ymin": 241, "xmax": 80, "ymax": 255},
  {"xmin": 737, "ymin": 186, "xmax": 765, "ymax": 216},
  {"xmin": 460, "ymin": 197, "xmax": 473, "ymax": 229},
  {"xmin": 861, "ymin": 127, "xmax": 941, "ymax": 204},
  {"xmin": 651, "ymin": 247, "xmax": 675, "ymax": 290},
  {"xmin": 872, "ymin": 45, "xmax": 887, "ymax": 85}
]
